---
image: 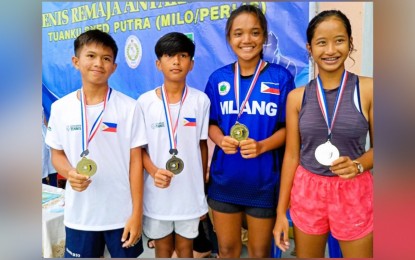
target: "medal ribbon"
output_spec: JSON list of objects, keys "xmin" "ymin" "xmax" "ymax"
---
[
  {"xmin": 161, "ymin": 85, "xmax": 188, "ymax": 153},
  {"xmin": 234, "ymin": 59, "xmax": 264, "ymax": 121},
  {"xmin": 80, "ymin": 87, "xmax": 112, "ymax": 156},
  {"xmin": 316, "ymin": 70, "xmax": 348, "ymax": 140}
]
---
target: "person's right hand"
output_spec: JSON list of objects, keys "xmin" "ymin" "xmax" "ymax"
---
[
  {"xmin": 273, "ymin": 214, "xmax": 290, "ymax": 252},
  {"xmin": 153, "ymin": 168, "xmax": 174, "ymax": 188},
  {"xmin": 67, "ymin": 168, "xmax": 92, "ymax": 192},
  {"xmin": 220, "ymin": 136, "xmax": 239, "ymax": 154}
]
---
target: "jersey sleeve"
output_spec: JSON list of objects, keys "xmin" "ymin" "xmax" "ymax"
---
[
  {"xmin": 45, "ymin": 102, "xmax": 63, "ymax": 151},
  {"xmin": 278, "ymin": 71, "xmax": 296, "ymax": 124},
  {"xmin": 131, "ymin": 99, "xmax": 148, "ymax": 148},
  {"xmin": 199, "ymin": 94, "xmax": 211, "ymax": 140},
  {"xmin": 204, "ymin": 75, "xmax": 219, "ymax": 126}
]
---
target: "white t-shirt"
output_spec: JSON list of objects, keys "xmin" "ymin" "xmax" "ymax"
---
[
  {"xmin": 136, "ymin": 86, "xmax": 210, "ymax": 220},
  {"xmin": 45, "ymin": 88, "xmax": 147, "ymax": 231}
]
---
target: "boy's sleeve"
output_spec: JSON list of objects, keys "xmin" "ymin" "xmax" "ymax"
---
[
  {"xmin": 204, "ymin": 77, "xmax": 218, "ymax": 126},
  {"xmin": 131, "ymin": 99, "xmax": 148, "ymax": 148},
  {"xmin": 200, "ymin": 94, "xmax": 211, "ymax": 140},
  {"xmin": 45, "ymin": 103, "xmax": 63, "ymax": 150}
]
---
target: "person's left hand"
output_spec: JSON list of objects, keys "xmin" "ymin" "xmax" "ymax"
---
[
  {"xmin": 121, "ymin": 215, "xmax": 142, "ymax": 248},
  {"xmin": 239, "ymin": 138, "xmax": 261, "ymax": 159},
  {"xmin": 330, "ymin": 156, "xmax": 359, "ymax": 179}
]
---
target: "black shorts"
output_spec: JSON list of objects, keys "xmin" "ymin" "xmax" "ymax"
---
[{"xmin": 207, "ymin": 197, "xmax": 276, "ymax": 219}]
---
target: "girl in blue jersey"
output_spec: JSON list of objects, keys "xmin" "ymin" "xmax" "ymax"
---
[
  {"xmin": 204, "ymin": 5, "xmax": 295, "ymax": 258},
  {"xmin": 273, "ymin": 10, "xmax": 373, "ymax": 258}
]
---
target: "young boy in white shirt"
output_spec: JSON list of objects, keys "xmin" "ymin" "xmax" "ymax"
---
[
  {"xmin": 136, "ymin": 32, "xmax": 210, "ymax": 258},
  {"xmin": 46, "ymin": 29, "xmax": 146, "ymax": 258}
]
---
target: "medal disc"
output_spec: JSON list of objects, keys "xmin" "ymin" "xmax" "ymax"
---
[
  {"xmin": 76, "ymin": 157, "xmax": 97, "ymax": 177},
  {"xmin": 166, "ymin": 155, "xmax": 184, "ymax": 175},
  {"xmin": 230, "ymin": 123, "xmax": 249, "ymax": 141},
  {"xmin": 315, "ymin": 141, "xmax": 340, "ymax": 166}
]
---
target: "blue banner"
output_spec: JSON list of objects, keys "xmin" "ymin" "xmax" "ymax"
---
[{"xmin": 42, "ymin": 1, "xmax": 309, "ymax": 120}]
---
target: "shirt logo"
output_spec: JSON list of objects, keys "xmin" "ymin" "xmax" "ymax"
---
[
  {"xmin": 218, "ymin": 81, "xmax": 230, "ymax": 96},
  {"xmin": 183, "ymin": 117, "xmax": 196, "ymax": 126},
  {"xmin": 261, "ymin": 82, "xmax": 280, "ymax": 95},
  {"xmin": 151, "ymin": 122, "xmax": 165, "ymax": 129},
  {"xmin": 66, "ymin": 124, "xmax": 81, "ymax": 132},
  {"xmin": 102, "ymin": 122, "xmax": 117, "ymax": 132}
]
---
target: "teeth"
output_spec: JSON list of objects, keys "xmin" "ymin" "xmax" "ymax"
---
[{"xmin": 323, "ymin": 57, "xmax": 337, "ymax": 61}]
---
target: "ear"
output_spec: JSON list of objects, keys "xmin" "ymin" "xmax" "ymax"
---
[
  {"xmin": 349, "ymin": 36, "xmax": 354, "ymax": 51},
  {"xmin": 306, "ymin": 43, "xmax": 312, "ymax": 54},
  {"xmin": 188, "ymin": 59, "xmax": 194, "ymax": 72},
  {"xmin": 155, "ymin": 59, "xmax": 162, "ymax": 71},
  {"xmin": 111, "ymin": 62, "xmax": 117, "ymax": 73},
  {"xmin": 72, "ymin": 56, "xmax": 79, "ymax": 70}
]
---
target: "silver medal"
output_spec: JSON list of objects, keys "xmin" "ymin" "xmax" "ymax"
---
[{"xmin": 314, "ymin": 140, "xmax": 339, "ymax": 166}]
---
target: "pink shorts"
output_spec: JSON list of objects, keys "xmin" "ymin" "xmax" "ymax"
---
[{"xmin": 290, "ymin": 165, "xmax": 373, "ymax": 241}]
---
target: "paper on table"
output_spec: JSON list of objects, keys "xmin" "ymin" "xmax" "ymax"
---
[{"xmin": 42, "ymin": 191, "xmax": 61, "ymax": 204}]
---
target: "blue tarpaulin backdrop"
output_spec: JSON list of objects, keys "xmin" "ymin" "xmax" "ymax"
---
[{"xmin": 42, "ymin": 2, "xmax": 310, "ymax": 121}]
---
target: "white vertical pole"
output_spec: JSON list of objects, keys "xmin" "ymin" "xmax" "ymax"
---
[{"xmin": 361, "ymin": 2, "xmax": 373, "ymax": 77}]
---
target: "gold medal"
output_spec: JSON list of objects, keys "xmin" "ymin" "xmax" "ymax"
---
[
  {"xmin": 230, "ymin": 123, "xmax": 249, "ymax": 141},
  {"xmin": 166, "ymin": 155, "xmax": 184, "ymax": 175},
  {"xmin": 76, "ymin": 157, "xmax": 97, "ymax": 177}
]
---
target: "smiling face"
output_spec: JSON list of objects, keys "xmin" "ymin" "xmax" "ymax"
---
[
  {"xmin": 228, "ymin": 12, "xmax": 265, "ymax": 65},
  {"xmin": 307, "ymin": 16, "xmax": 352, "ymax": 75},
  {"xmin": 72, "ymin": 43, "xmax": 117, "ymax": 88},
  {"xmin": 156, "ymin": 52, "xmax": 194, "ymax": 84}
]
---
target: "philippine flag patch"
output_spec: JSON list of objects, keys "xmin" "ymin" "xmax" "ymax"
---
[
  {"xmin": 261, "ymin": 82, "xmax": 280, "ymax": 95},
  {"xmin": 183, "ymin": 117, "xmax": 196, "ymax": 126},
  {"xmin": 102, "ymin": 122, "xmax": 117, "ymax": 132}
]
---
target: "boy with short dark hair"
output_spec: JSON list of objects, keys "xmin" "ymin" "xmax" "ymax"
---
[
  {"xmin": 45, "ymin": 29, "xmax": 146, "ymax": 258},
  {"xmin": 136, "ymin": 32, "xmax": 210, "ymax": 258}
]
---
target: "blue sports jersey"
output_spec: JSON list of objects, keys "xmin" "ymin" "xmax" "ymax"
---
[{"xmin": 205, "ymin": 62, "xmax": 295, "ymax": 208}]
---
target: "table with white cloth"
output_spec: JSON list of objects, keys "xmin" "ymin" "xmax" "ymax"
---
[{"xmin": 42, "ymin": 184, "xmax": 65, "ymax": 258}]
